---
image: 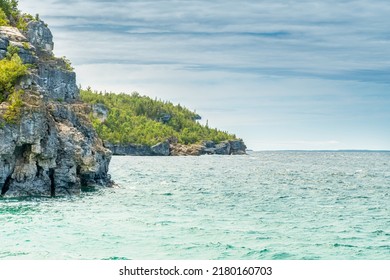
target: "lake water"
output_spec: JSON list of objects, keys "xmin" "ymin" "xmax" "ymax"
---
[{"xmin": 1, "ymin": 152, "xmax": 389, "ymax": 259}]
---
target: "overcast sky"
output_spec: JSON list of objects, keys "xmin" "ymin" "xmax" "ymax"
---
[{"xmin": 19, "ymin": 0, "xmax": 390, "ymax": 150}]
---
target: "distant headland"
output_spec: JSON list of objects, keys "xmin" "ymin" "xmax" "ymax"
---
[{"xmin": 81, "ymin": 89, "xmax": 247, "ymax": 156}]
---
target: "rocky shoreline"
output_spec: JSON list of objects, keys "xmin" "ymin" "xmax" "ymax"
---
[
  {"xmin": 0, "ymin": 20, "xmax": 111, "ymax": 197},
  {"xmin": 105, "ymin": 139, "xmax": 247, "ymax": 156}
]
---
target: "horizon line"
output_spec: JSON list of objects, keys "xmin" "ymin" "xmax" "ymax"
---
[{"xmin": 249, "ymin": 149, "xmax": 390, "ymax": 152}]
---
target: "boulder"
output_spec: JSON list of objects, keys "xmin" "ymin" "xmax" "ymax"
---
[
  {"xmin": 151, "ymin": 141, "xmax": 170, "ymax": 156},
  {"xmin": 229, "ymin": 139, "xmax": 247, "ymax": 155},
  {"xmin": 26, "ymin": 20, "xmax": 54, "ymax": 52},
  {"xmin": 0, "ymin": 26, "xmax": 26, "ymax": 42},
  {"xmin": 170, "ymin": 143, "xmax": 203, "ymax": 156},
  {"xmin": 202, "ymin": 140, "xmax": 215, "ymax": 148},
  {"xmin": 92, "ymin": 103, "xmax": 109, "ymax": 122},
  {"xmin": 214, "ymin": 141, "xmax": 231, "ymax": 155},
  {"xmin": 0, "ymin": 36, "xmax": 9, "ymax": 51}
]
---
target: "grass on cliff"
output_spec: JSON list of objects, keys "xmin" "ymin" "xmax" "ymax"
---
[{"xmin": 81, "ymin": 89, "xmax": 237, "ymax": 146}]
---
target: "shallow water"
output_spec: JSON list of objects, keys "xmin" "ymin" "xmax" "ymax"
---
[{"xmin": 1, "ymin": 152, "xmax": 389, "ymax": 259}]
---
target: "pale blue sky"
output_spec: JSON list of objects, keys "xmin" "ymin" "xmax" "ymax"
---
[{"xmin": 20, "ymin": 0, "xmax": 390, "ymax": 150}]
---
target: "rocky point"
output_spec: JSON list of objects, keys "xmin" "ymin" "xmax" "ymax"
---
[{"xmin": 0, "ymin": 20, "xmax": 111, "ymax": 197}]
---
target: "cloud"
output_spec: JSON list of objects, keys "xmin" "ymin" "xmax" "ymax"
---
[
  {"xmin": 17, "ymin": 0, "xmax": 390, "ymax": 150},
  {"xmin": 21, "ymin": 0, "xmax": 389, "ymax": 83}
]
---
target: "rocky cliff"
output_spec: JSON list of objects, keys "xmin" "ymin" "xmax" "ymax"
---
[
  {"xmin": 105, "ymin": 139, "xmax": 246, "ymax": 156},
  {"xmin": 0, "ymin": 21, "xmax": 111, "ymax": 197}
]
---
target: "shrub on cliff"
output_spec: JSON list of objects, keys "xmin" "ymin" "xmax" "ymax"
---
[
  {"xmin": 0, "ymin": 53, "xmax": 27, "ymax": 101},
  {"xmin": 0, "ymin": 8, "xmax": 9, "ymax": 25},
  {"xmin": 3, "ymin": 88, "xmax": 23, "ymax": 123}
]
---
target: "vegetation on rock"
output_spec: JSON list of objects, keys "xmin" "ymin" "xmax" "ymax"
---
[
  {"xmin": 81, "ymin": 89, "xmax": 238, "ymax": 146},
  {"xmin": 0, "ymin": 0, "xmax": 37, "ymax": 30},
  {"xmin": 0, "ymin": 52, "xmax": 27, "ymax": 102},
  {"xmin": 0, "ymin": 0, "xmax": 18, "ymax": 20}
]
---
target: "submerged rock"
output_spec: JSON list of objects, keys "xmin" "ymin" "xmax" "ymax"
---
[{"xmin": 0, "ymin": 19, "xmax": 111, "ymax": 197}]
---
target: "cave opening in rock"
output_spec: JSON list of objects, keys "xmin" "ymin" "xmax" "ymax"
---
[
  {"xmin": 1, "ymin": 175, "xmax": 12, "ymax": 196},
  {"xmin": 14, "ymin": 144, "xmax": 32, "ymax": 163},
  {"xmin": 49, "ymin": 168, "xmax": 55, "ymax": 197}
]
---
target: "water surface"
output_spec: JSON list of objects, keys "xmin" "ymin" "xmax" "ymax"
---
[{"xmin": 1, "ymin": 152, "xmax": 389, "ymax": 259}]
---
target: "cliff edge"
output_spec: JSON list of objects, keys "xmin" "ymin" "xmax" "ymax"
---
[{"xmin": 0, "ymin": 19, "xmax": 111, "ymax": 197}]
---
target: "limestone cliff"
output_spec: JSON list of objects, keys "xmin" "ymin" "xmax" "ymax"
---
[{"xmin": 0, "ymin": 21, "xmax": 111, "ymax": 197}]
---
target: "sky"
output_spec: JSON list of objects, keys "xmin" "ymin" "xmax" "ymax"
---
[{"xmin": 19, "ymin": 0, "xmax": 390, "ymax": 150}]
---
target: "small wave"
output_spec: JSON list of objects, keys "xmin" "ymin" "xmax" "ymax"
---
[
  {"xmin": 333, "ymin": 243, "xmax": 357, "ymax": 248},
  {"xmin": 154, "ymin": 220, "xmax": 175, "ymax": 226},
  {"xmin": 102, "ymin": 256, "xmax": 130, "ymax": 260},
  {"xmin": 0, "ymin": 251, "xmax": 29, "ymax": 258},
  {"xmin": 255, "ymin": 236, "xmax": 272, "ymax": 240},
  {"xmin": 162, "ymin": 192, "xmax": 173, "ymax": 196},
  {"xmin": 272, "ymin": 252, "xmax": 294, "ymax": 259},
  {"xmin": 244, "ymin": 248, "xmax": 269, "ymax": 258}
]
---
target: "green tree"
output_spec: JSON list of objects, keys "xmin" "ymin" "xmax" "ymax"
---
[
  {"xmin": 0, "ymin": 8, "xmax": 9, "ymax": 25},
  {"xmin": 0, "ymin": 0, "xmax": 18, "ymax": 19}
]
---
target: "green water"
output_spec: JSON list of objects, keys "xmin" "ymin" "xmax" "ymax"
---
[{"xmin": 1, "ymin": 152, "xmax": 389, "ymax": 259}]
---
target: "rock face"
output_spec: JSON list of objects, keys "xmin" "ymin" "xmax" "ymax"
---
[
  {"xmin": 92, "ymin": 103, "xmax": 109, "ymax": 122},
  {"xmin": 104, "ymin": 142, "xmax": 153, "ymax": 156},
  {"xmin": 108, "ymin": 139, "xmax": 247, "ymax": 156},
  {"xmin": 169, "ymin": 143, "xmax": 205, "ymax": 156},
  {"xmin": 171, "ymin": 139, "xmax": 247, "ymax": 156},
  {"xmin": 0, "ymin": 20, "xmax": 111, "ymax": 197},
  {"xmin": 229, "ymin": 139, "xmax": 247, "ymax": 155},
  {"xmin": 26, "ymin": 20, "xmax": 54, "ymax": 52},
  {"xmin": 105, "ymin": 141, "xmax": 170, "ymax": 156},
  {"xmin": 151, "ymin": 141, "xmax": 170, "ymax": 156}
]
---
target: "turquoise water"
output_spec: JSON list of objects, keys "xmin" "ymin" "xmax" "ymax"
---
[{"xmin": 1, "ymin": 152, "xmax": 389, "ymax": 259}]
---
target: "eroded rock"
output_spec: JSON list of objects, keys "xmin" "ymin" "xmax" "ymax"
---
[
  {"xmin": 0, "ymin": 19, "xmax": 111, "ymax": 197},
  {"xmin": 26, "ymin": 20, "xmax": 54, "ymax": 52},
  {"xmin": 151, "ymin": 141, "xmax": 170, "ymax": 156}
]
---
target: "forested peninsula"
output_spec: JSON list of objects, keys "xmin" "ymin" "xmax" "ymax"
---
[{"xmin": 81, "ymin": 89, "xmax": 247, "ymax": 156}]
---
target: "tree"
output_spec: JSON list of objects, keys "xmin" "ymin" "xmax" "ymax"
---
[
  {"xmin": 0, "ymin": 0, "xmax": 18, "ymax": 18},
  {"xmin": 0, "ymin": 8, "xmax": 9, "ymax": 25}
]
